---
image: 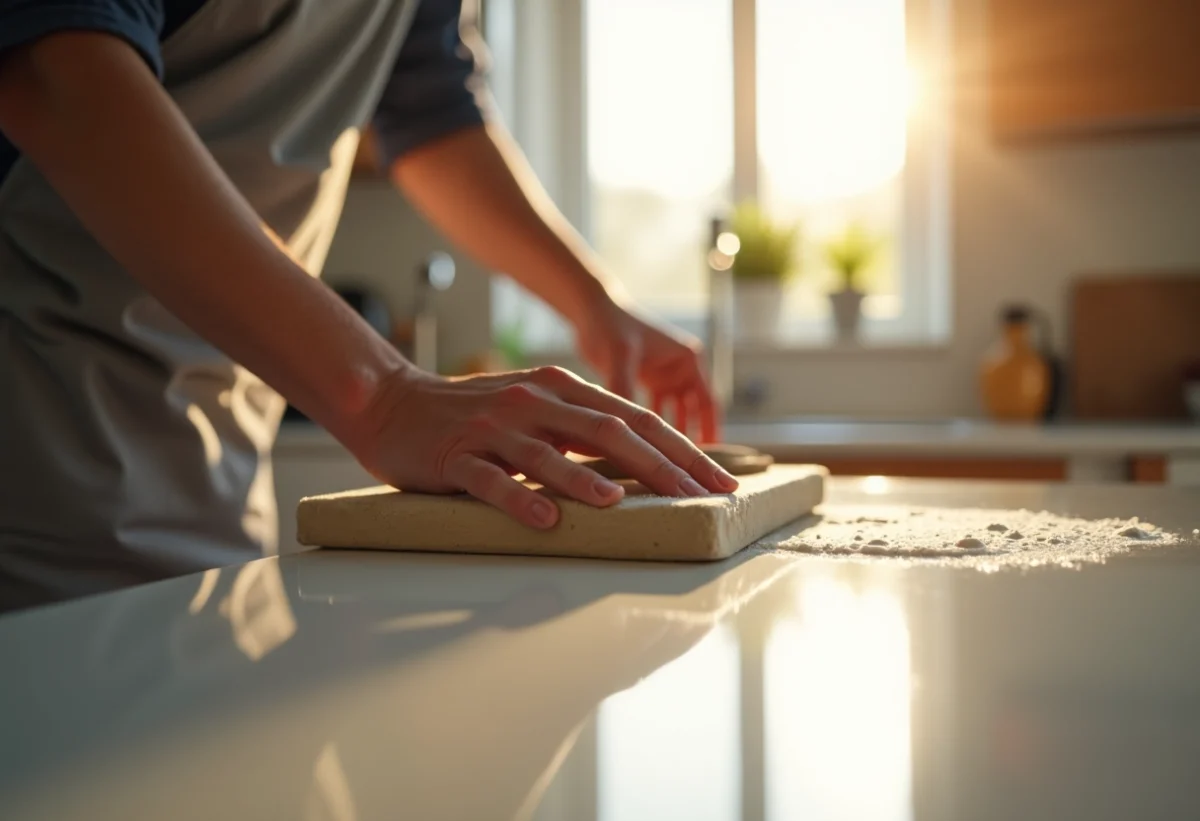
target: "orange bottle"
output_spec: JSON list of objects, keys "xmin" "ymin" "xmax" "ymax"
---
[{"xmin": 980, "ymin": 306, "xmax": 1050, "ymax": 421}]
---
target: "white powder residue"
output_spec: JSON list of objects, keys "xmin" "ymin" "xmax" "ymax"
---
[{"xmin": 754, "ymin": 505, "xmax": 1185, "ymax": 571}]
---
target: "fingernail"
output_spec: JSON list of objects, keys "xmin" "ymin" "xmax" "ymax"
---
[
  {"xmin": 716, "ymin": 469, "xmax": 738, "ymax": 491},
  {"xmin": 680, "ymin": 477, "xmax": 707, "ymax": 497},
  {"xmin": 594, "ymin": 477, "xmax": 624, "ymax": 500},
  {"xmin": 530, "ymin": 499, "xmax": 558, "ymax": 527}
]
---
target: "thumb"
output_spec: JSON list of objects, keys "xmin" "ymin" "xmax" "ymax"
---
[{"xmin": 607, "ymin": 340, "xmax": 639, "ymax": 401}]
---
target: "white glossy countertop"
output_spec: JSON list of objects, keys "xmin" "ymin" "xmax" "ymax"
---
[
  {"xmin": 2, "ymin": 479, "xmax": 1199, "ymax": 821},
  {"xmin": 275, "ymin": 418, "xmax": 1200, "ymax": 459}
]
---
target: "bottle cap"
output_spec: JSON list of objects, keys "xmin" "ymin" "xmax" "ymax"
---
[{"xmin": 1002, "ymin": 304, "xmax": 1030, "ymax": 324}]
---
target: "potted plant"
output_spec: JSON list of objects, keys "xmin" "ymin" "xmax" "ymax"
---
[
  {"xmin": 729, "ymin": 202, "xmax": 801, "ymax": 341},
  {"xmin": 823, "ymin": 222, "xmax": 885, "ymax": 342}
]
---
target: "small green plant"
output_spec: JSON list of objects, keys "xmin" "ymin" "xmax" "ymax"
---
[
  {"xmin": 729, "ymin": 202, "xmax": 801, "ymax": 281},
  {"xmin": 823, "ymin": 222, "xmax": 886, "ymax": 292},
  {"xmin": 493, "ymin": 321, "xmax": 528, "ymax": 369}
]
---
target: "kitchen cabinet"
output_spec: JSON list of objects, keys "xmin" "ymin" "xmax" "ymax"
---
[{"xmin": 989, "ymin": 0, "xmax": 1200, "ymax": 139}]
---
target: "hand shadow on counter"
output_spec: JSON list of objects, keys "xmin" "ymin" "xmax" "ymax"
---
[{"xmin": 0, "ymin": 545, "xmax": 804, "ymax": 821}]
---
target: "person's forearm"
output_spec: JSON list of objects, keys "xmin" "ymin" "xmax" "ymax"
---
[
  {"xmin": 0, "ymin": 32, "xmax": 406, "ymax": 447},
  {"xmin": 390, "ymin": 123, "xmax": 623, "ymax": 328}
]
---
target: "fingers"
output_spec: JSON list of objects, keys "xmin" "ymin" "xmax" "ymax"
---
[
  {"xmin": 446, "ymin": 454, "xmax": 563, "ymax": 530},
  {"xmin": 691, "ymin": 374, "xmax": 720, "ymax": 444},
  {"xmin": 650, "ymin": 387, "xmax": 717, "ymax": 444},
  {"xmin": 671, "ymin": 394, "xmax": 689, "ymax": 440},
  {"xmin": 676, "ymin": 356, "xmax": 719, "ymax": 444},
  {"xmin": 607, "ymin": 341, "xmax": 639, "ymax": 401},
  {"xmin": 490, "ymin": 433, "xmax": 626, "ymax": 507},
  {"xmin": 700, "ymin": 393, "xmax": 720, "ymax": 445},
  {"xmin": 649, "ymin": 390, "xmax": 684, "ymax": 437},
  {"xmin": 650, "ymin": 392, "xmax": 665, "ymax": 420},
  {"xmin": 534, "ymin": 394, "xmax": 737, "ymax": 496}
]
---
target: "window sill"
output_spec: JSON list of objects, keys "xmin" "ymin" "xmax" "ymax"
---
[
  {"xmin": 729, "ymin": 338, "xmax": 950, "ymax": 356},
  {"xmin": 525, "ymin": 338, "xmax": 945, "ymax": 360},
  {"xmin": 522, "ymin": 338, "xmax": 950, "ymax": 369}
]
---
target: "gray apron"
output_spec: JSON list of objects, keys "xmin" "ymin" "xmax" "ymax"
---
[{"xmin": 0, "ymin": 0, "xmax": 417, "ymax": 609}]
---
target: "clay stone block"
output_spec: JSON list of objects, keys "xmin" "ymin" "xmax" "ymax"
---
[{"xmin": 297, "ymin": 464, "xmax": 827, "ymax": 562}]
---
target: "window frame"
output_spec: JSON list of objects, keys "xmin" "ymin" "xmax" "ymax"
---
[{"xmin": 484, "ymin": 0, "xmax": 953, "ymax": 351}]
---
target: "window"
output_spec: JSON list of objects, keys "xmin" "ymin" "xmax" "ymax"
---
[
  {"xmin": 588, "ymin": 0, "xmax": 734, "ymax": 319},
  {"xmin": 755, "ymin": 0, "xmax": 909, "ymax": 323},
  {"xmin": 485, "ymin": 0, "xmax": 950, "ymax": 352}
]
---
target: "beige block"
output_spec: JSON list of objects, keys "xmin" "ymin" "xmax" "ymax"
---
[{"xmin": 296, "ymin": 464, "xmax": 827, "ymax": 562}]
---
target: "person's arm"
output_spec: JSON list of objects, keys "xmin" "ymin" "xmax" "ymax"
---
[
  {"xmin": 0, "ymin": 31, "xmax": 735, "ymax": 528},
  {"xmin": 0, "ymin": 30, "xmax": 401, "ymax": 446},
  {"xmin": 392, "ymin": 123, "xmax": 618, "ymax": 335},
  {"xmin": 373, "ymin": 0, "xmax": 718, "ymax": 440}
]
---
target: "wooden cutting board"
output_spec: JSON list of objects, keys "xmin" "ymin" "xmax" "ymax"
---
[
  {"xmin": 296, "ymin": 464, "xmax": 827, "ymax": 562},
  {"xmin": 1071, "ymin": 275, "xmax": 1200, "ymax": 419}
]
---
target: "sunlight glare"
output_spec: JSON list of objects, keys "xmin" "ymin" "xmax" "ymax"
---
[
  {"xmin": 716, "ymin": 231, "xmax": 742, "ymax": 255},
  {"xmin": 758, "ymin": 0, "xmax": 910, "ymax": 204},
  {"xmin": 598, "ymin": 625, "xmax": 740, "ymax": 820},
  {"xmin": 588, "ymin": 0, "xmax": 733, "ymax": 198},
  {"xmin": 861, "ymin": 475, "xmax": 893, "ymax": 495},
  {"xmin": 765, "ymin": 575, "xmax": 913, "ymax": 820}
]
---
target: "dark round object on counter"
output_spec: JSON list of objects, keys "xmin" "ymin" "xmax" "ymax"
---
[{"xmin": 581, "ymin": 444, "xmax": 774, "ymax": 480}]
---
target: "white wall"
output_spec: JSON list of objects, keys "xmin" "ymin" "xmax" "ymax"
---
[
  {"xmin": 322, "ymin": 180, "xmax": 493, "ymax": 376},
  {"xmin": 324, "ymin": 0, "xmax": 1200, "ymax": 419}
]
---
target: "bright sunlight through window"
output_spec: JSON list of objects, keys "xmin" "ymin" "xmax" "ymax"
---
[{"xmin": 588, "ymin": 0, "xmax": 914, "ymax": 326}]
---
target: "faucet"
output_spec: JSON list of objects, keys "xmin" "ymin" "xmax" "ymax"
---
[
  {"xmin": 706, "ymin": 217, "xmax": 770, "ymax": 419},
  {"xmin": 411, "ymin": 251, "xmax": 456, "ymax": 373},
  {"xmin": 706, "ymin": 216, "xmax": 735, "ymax": 416}
]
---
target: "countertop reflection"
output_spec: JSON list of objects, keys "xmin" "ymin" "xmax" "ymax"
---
[{"xmin": 1, "ymin": 479, "xmax": 1198, "ymax": 821}]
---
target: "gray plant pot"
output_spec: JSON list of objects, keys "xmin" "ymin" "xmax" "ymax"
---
[
  {"xmin": 829, "ymin": 287, "xmax": 865, "ymax": 342},
  {"xmin": 735, "ymin": 280, "xmax": 784, "ymax": 341}
]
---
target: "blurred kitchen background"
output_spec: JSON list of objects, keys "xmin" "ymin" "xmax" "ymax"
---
[{"xmin": 276, "ymin": 0, "xmax": 1200, "ymax": 544}]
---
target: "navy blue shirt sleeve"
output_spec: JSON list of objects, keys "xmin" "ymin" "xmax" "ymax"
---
[
  {"xmin": 371, "ymin": 0, "xmax": 491, "ymax": 166},
  {"xmin": 0, "ymin": 0, "xmax": 166, "ymax": 77}
]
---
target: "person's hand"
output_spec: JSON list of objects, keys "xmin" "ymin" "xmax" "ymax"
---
[
  {"xmin": 349, "ymin": 366, "xmax": 739, "ymax": 530},
  {"xmin": 572, "ymin": 295, "xmax": 719, "ymax": 443}
]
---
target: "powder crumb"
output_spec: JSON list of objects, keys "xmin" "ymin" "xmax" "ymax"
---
[
  {"xmin": 1118, "ymin": 526, "xmax": 1156, "ymax": 540},
  {"xmin": 755, "ymin": 504, "xmax": 1184, "ymax": 571}
]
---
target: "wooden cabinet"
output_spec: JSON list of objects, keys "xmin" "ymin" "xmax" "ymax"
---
[{"xmin": 989, "ymin": 0, "xmax": 1200, "ymax": 139}]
